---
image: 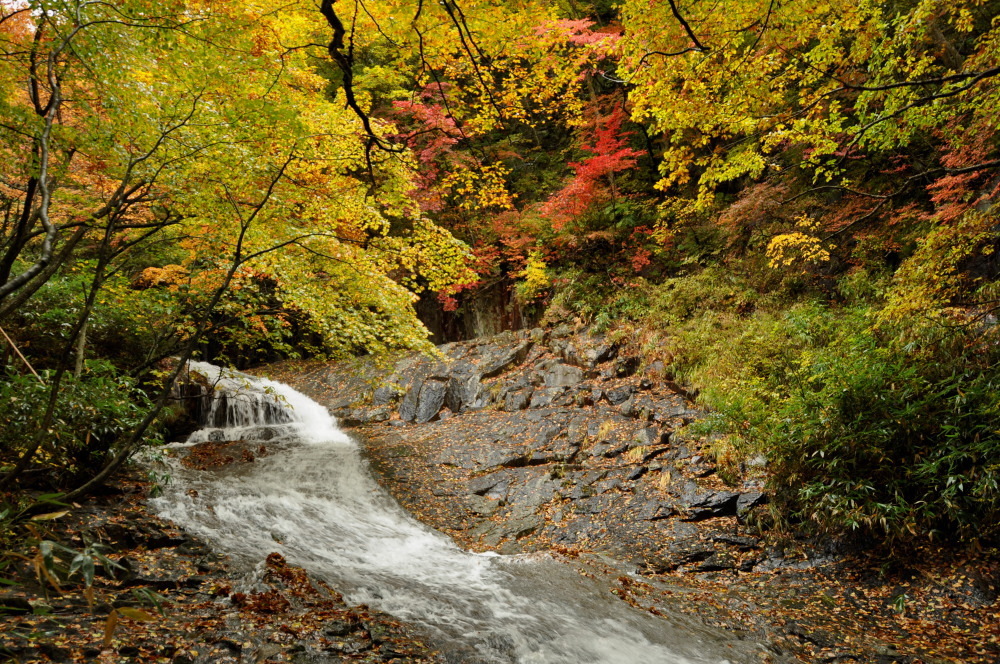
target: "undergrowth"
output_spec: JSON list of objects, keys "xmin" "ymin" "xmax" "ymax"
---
[{"xmin": 555, "ymin": 260, "xmax": 1000, "ymax": 546}]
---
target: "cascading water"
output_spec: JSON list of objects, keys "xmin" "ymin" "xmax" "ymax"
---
[{"xmin": 151, "ymin": 362, "xmax": 757, "ymax": 664}]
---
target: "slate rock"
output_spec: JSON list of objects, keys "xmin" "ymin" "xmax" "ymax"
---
[
  {"xmin": 618, "ymin": 395, "xmax": 636, "ymax": 417},
  {"xmin": 414, "ymin": 380, "xmax": 447, "ymax": 423},
  {"xmin": 478, "ymin": 515, "xmax": 544, "ymax": 547},
  {"xmin": 566, "ymin": 415, "xmax": 588, "ymax": 443},
  {"xmin": 504, "ymin": 389, "xmax": 532, "ymax": 411},
  {"xmin": 626, "ymin": 466, "xmax": 648, "ymax": 481},
  {"xmin": 551, "ymin": 324, "xmax": 574, "ymax": 338},
  {"xmin": 469, "ymin": 472, "xmax": 509, "ymax": 497},
  {"xmin": 371, "ymin": 386, "xmax": 401, "ymax": 406},
  {"xmin": 605, "ymin": 385, "xmax": 634, "ymax": 405},
  {"xmin": 614, "ymin": 356, "xmax": 640, "ymax": 377},
  {"xmin": 467, "ymin": 495, "xmax": 501, "ymax": 517},
  {"xmin": 573, "ymin": 494, "xmax": 615, "ymax": 514},
  {"xmin": 684, "ymin": 490, "xmax": 741, "ymax": 521},
  {"xmin": 446, "ymin": 372, "xmax": 482, "ymax": 413},
  {"xmin": 690, "ymin": 552, "xmax": 736, "ymax": 572},
  {"xmin": 398, "ymin": 381, "xmax": 421, "ymax": 422},
  {"xmin": 480, "ymin": 341, "xmax": 532, "ymax": 378},
  {"xmin": 541, "ymin": 362, "xmax": 584, "ymax": 388},
  {"xmin": 508, "ymin": 475, "xmax": 559, "ymax": 509},
  {"xmin": 637, "ymin": 500, "xmax": 674, "ymax": 521},
  {"xmin": 713, "ymin": 534, "xmax": 759, "ymax": 550},
  {"xmin": 736, "ymin": 491, "xmax": 768, "ymax": 519},
  {"xmin": 537, "ymin": 424, "xmax": 561, "ymax": 446},
  {"xmin": 587, "ymin": 442, "xmax": 613, "ymax": 458},
  {"xmin": 529, "ymin": 387, "xmax": 566, "ymax": 409},
  {"xmin": 484, "ymin": 449, "xmax": 526, "ymax": 469},
  {"xmin": 582, "ymin": 342, "xmax": 618, "ymax": 368},
  {"xmin": 528, "ymin": 450, "xmax": 559, "ymax": 465},
  {"xmin": 634, "ymin": 427, "xmax": 667, "ymax": 447}
]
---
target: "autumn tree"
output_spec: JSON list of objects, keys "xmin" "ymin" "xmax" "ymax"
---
[{"xmin": 0, "ymin": 0, "xmax": 474, "ymax": 497}]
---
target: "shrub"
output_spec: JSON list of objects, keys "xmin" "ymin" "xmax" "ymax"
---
[
  {"xmin": 0, "ymin": 362, "xmax": 158, "ymax": 487},
  {"xmin": 684, "ymin": 303, "xmax": 1000, "ymax": 543}
]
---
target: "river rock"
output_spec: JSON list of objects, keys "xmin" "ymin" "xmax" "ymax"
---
[
  {"xmin": 480, "ymin": 341, "xmax": 532, "ymax": 378},
  {"xmin": 538, "ymin": 360, "xmax": 584, "ymax": 388},
  {"xmin": 684, "ymin": 490, "xmax": 741, "ymax": 521},
  {"xmin": 504, "ymin": 389, "xmax": 532, "ymax": 411},
  {"xmin": 736, "ymin": 491, "xmax": 768, "ymax": 520},
  {"xmin": 413, "ymin": 379, "xmax": 447, "ymax": 423},
  {"xmin": 529, "ymin": 387, "xmax": 565, "ymax": 408},
  {"xmin": 605, "ymin": 385, "xmax": 634, "ymax": 405}
]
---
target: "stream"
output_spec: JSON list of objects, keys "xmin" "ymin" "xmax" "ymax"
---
[{"xmin": 150, "ymin": 362, "xmax": 757, "ymax": 664}]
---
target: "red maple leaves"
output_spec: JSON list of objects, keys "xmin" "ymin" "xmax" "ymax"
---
[{"xmin": 541, "ymin": 107, "xmax": 642, "ymax": 229}]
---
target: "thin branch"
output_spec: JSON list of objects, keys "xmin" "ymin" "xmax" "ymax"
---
[
  {"xmin": 0, "ymin": 324, "xmax": 43, "ymax": 383},
  {"xmin": 667, "ymin": 0, "xmax": 709, "ymax": 52}
]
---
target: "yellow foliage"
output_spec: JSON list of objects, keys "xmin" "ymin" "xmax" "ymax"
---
[
  {"xmin": 515, "ymin": 251, "xmax": 551, "ymax": 301},
  {"xmin": 879, "ymin": 211, "xmax": 1000, "ymax": 330},
  {"xmin": 766, "ymin": 216, "xmax": 832, "ymax": 269}
]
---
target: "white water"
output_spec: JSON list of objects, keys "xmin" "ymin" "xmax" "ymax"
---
[{"xmin": 150, "ymin": 362, "xmax": 754, "ymax": 664}]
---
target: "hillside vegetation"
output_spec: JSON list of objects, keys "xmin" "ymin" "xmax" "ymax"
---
[{"xmin": 1, "ymin": 0, "xmax": 999, "ymax": 547}]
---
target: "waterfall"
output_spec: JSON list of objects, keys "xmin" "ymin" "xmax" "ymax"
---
[{"xmin": 150, "ymin": 362, "xmax": 754, "ymax": 664}]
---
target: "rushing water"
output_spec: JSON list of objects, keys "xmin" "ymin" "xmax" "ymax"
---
[{"xmin": 150, "ymin": 362, "xmax": 755, "ymax": 664}]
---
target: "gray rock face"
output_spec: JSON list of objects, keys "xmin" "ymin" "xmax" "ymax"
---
[
  {"xmin": 468, "ymin": 472, "xmax": 510, "ymax": 500},
  {"xmin": 372, "ymin": 386, "xmax": 401, "ymax": 406},
  {"xmin": 504, "ymin": 389, "xmax": 532, "ymax": 411},
  {"xmin": 566, "ymin": 415, "xmax": 588, "ymax": 443},
  {"xmin": 508, "ymin": 475, "xmax": 559, "ymax": 510},
  {"xmin": 529, "ymin": 387, "xmax": 565, "ymax": 409},
  {"xmin": 398, "ymin": 380, "xmax": 422, "ymax": 422},
  {"xmin": 736, "ymin": 491, "xmax": 768, "ymax": 519},
  {"xmin": 539, "ymin": 361, "xmax": 584, "ymax": 388},
  {"xmin": 606, "ymin": 385, "xmax": 634, "ymax": 405},
  {"xmin": 446, "ymin": 371, "xmax": 481, "ymax": 413},
  {"xmin": 414, "ymin": 379, "xmax": 447, "ymax": 423},
  {"xmin": 684, "ymin": 490, "xmax": 741, "ymax": 521},
  {"xmin": 634, "ymin": 427, "xmax": 667, "ymax": 448},
  {"xmin": 484, "ymin": 449, "xmax": 526, "ymax": 469},
  {"xmin": 480, "ymin": 341, "xmax": 533, "ymax": 378},
  {"xmin": 583, "ymin": 342, "xmax": 618, "ymax": 368},
  {"xmin": 466, "ymin": 495, "xmax": 501, "ymax": 516}
]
